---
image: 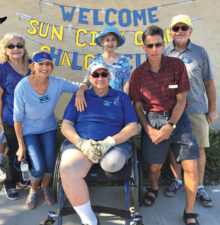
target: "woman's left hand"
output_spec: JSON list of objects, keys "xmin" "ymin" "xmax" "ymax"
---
[
  {"xmin": 75, "ymin": 88, "xmax": 87, "ymax": 112},
  {"xmin": 16, "ymin": 144, "xmax": 27, "ymax": 162}
]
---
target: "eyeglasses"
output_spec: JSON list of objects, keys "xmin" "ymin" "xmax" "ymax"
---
[
  {"xmin": 91, "ymin": 71, "xmax": 109, "ymax": 78},
  {"xmin": 145, "ymin": 42, "xmax": 163, "ymax": 49},
  {"xmin": 7, "ymin": 44, "xmax": 24, "ymax": 49},
  {"xmin": 172, "ymin": 26, "xmax": 190, "ymax": 32}
]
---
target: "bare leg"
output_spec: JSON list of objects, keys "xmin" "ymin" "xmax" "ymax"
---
[
  {"xmin": 60, "ymin": 149, "xmax": 92, "ymax": 206},
  {"xmin": 149, "ymin": 164, "xmax": 163, "ymax": 190},
  {"xmin": 197, "ymin": 148, "xmax": 206, "ymax": 186},
  {"xmin": 144, "ymin": 164, "xmax": 162, "ymax": 205},
  {"xmin": 30, "ymin": 177, "xmax": 41, "ymax": 193},
  {"xmin": 26, "ymin": 177, "xmax": 41, "ymax": 208},
  {"xmin": 41, "ymin": 174, "xmax": 54, "ymax": 204},
  {"xmin": 41, "ymin": 174, "xmax": 53, "ymax": 190},
  {"xmin": 60, "ymin": 149, "xmax": 98, "ymax": 224},
  {"xmin": 181, "ymin": 159, "xmax": 198, "ymax": 224},
  {"xmin": 169, "ymin": 149, "xmax": 182, "ymax": 180}
]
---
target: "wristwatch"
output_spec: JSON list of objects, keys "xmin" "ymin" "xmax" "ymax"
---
[{"xmin": 167, "ymin": 121, "xmax": 176, "ymax": 129}]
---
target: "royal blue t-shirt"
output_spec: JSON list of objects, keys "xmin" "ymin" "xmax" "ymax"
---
[
  {"xmin": 0, "ymin": 62, "xmax": 30, "ymax": 126},
  {"xmin": 63, "ymin": 88, "xmax": 137, "ymax": 140}
]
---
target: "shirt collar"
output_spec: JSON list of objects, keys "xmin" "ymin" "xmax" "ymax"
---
[
  {"xmin": 87, "ymin": 86, "xmax": 115, "ymax": 97},
  {"xmin": 146, "ymin": 55, "xmax": 167, "ymax": 71},
  {"xmin": 171, "ymin": 39, "xmax": 192, "ymax": 52}
]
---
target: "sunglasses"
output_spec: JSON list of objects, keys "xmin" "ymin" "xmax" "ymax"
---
[
  {"xmin": 145, "ymin": 42, "xmax": 163, "ymax": 49},
  {"xmin": 7, "ymin": 44, "xmax": 24, "ymax": 49},
  {"xmin": 172, "ymin": 26, "xmax": 190, "ymax": 32},
  {"xmin": 91, "ymin": 71, "xmax": 109, "ymax": 78}
]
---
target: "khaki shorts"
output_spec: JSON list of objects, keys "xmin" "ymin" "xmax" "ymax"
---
[{"xmin": 189, "ymin": 113, "xmax": 209, "ymax": 148}]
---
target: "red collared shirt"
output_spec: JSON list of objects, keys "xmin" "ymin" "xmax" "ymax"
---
[{"xmin": 129, "ymin": 55, "xmax": 190, "ymax": 112}]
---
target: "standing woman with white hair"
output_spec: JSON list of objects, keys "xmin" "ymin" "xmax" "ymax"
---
[
  {"xmin": 93, "ymin": 26, "xmax": 130, "ymax": 93},
  {"xmin": 0, "ymin": 33, "xmax": 31, "ymax": 200},
  {"xmin": 77, "ymin": 26, "xmax": 130, "ymax": 112}
]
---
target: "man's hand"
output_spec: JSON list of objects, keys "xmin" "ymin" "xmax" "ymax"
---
[
  {"xmin": 148, "ymin": 125, "xmax": 173, "ymax": 145},
  {"xmin": 147, "ymin": 127, "xmax": 161, "ymax": 143},
  {"xmin": 94, "ymin": 136, "xmax": 115, "ymax": 157},
  {"xmin": 76, "ymin": 138, "xmax": 101, "ymax": 163},
  {"xmin": 207, "ymin": 111, "xmax": 218, "ymax": 124}
]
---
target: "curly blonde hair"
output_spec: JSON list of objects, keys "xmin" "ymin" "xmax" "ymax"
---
[{"xmin": 0, "ymin": 33, "xmax": 29, "ymax": 69}]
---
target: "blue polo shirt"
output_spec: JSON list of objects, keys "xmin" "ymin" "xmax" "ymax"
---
[
  {"xmin": 63, "ymin": 87, "xmax": 137, "ymax": 140},
  {"xmin": 0, "ymin": 62, "xmax": 30, "ymax": 126},
  {"xmin": 164, "ymin": 40, "xmax": 213, "ymax": 114}
]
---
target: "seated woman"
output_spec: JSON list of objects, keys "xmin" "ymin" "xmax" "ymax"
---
[
  {"xmin": 60, "ymin": 61, "xmax": 138, "ymax": 225},
  {"xmin": 14, "ymin": 52, "xmax": 88, "ymax": 209}
]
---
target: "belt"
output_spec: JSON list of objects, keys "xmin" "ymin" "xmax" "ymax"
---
[{"xmin": 146, "ymin": 111, "xmax": 171, "ymax": 117}]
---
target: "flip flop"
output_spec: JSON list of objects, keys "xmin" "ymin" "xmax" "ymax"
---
[
  {"xmin": 26, "ymin": 192, "xmax": 37, "ymax": 209},
  {"xmin": 43, "ymin": 189, "xmax": 55, "ymax": 205}
]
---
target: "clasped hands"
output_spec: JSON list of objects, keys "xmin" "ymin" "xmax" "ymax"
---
[
  {"xmin": 76, "ymin": 136, "xmax": 115, "ymax": 163},
  {"xmin": 148, "ymin": 125, "xmax": 173, "ymax": 145}
]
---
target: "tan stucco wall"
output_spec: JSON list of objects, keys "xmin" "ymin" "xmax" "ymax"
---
[{"xmin": 0, "ymin": 0, "xmax": 220, "ymax": 131}]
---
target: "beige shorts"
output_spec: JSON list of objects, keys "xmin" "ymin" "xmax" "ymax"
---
[{"xmin": 189, "ymin": 113, "xmax": 209, "ymax": 148}]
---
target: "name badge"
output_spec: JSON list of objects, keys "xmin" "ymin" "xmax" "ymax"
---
[
  {"xmin": 169, "ymin": 85, "xmax": 178, "ymax": 89},
  {"xmin": 113, "ymin": 62, "xmax": 122, "ymax": 68},
  {"xmin": 39, "ymin": 95, "xmax": 49, "ymax": 103},
  {"xmin": 112, "ymin": 65, "xmax": 121, "ymax": 69}
]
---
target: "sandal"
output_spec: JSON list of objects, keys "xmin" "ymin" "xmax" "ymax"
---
[
  {"xmin": 26, "ymin": 192, "xmax": 37, "ymax": 209},
  {"xmin": 142, "ymin": 188, "xmax": 158, "ymax": 207},
  {"xmin": 43, "ymin": 189, "xmax": 55, "ymax": 205},
  {"xmin": 183, "ymin": 210, "xmax": 200, "ymax": 225}
]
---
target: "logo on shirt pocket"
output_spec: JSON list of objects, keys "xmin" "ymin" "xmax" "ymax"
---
[{"xmin": 181, "ymin": 56, "xmax": 192, "ymax": 64}]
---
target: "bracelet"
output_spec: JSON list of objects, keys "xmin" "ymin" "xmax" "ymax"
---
[{"xmin": 82, "ymin": 79, "xmax": 90, "ymax": 88}]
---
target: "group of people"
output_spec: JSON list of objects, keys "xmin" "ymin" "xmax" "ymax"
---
[{"xmin": 0, "ymin": 14, "xmax": 218, "ymax": 225}]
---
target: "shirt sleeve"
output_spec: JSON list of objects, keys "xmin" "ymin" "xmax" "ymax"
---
[
  {"xmin": 129, "ymin": 69, "xmax": 142, "ymax": 102},
  {"xmin": 201, "ymin": 48, "xmax": 214, "ymax": 82},
  {"xmin": 176, "ymin": 59, "xmax": 190, "ymax": 94},
  {"xmin": 13, "ymin": 83, "xmax": 25, "ymax": 122},
  {"xmin": 63, "ymin": 94, "xmax": 78, "ymax": 123},
  {"xmin": 57, "ymin": 77, "xmax": 80, "ymax": 94}
]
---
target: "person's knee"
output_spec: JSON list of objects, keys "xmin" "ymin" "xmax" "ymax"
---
[
  {"xmin": 60, "ymin": 160, "xmax": 75, "ymax": 177},
  {"xmin": 60, "ymin": 154, "xmax": 90, "ymax": 179},
  {"xmin": 149, "ymin": 164, "xmax": 162, "ymax": 174},
  {"xmin": 182, "ymin": 159, "xmax": 198, "ymax": 173},
  {"xmin": 100, "ymin": 150, "xmax": 126, "ymax": 173}
]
